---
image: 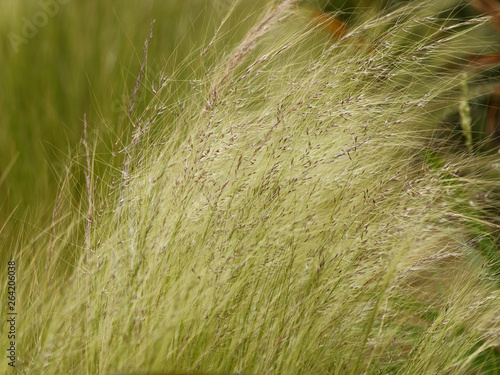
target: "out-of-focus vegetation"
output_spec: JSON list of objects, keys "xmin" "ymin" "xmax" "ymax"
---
[{"xmin": 0, "ymin": 0, "xmax": 270, "ymax": 244}]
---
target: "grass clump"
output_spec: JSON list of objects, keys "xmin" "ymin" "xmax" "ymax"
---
[{"xmin": 2, "ymin": 0, "xmax": 500, "ymax": 374}]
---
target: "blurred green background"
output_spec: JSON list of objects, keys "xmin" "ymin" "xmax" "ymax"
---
[
  {"xmin": 0, "ymin": 0, "xmax": 268, "ymax": 243},
  {"xmin": 0, "ymin": 0, "xmax": 498, "ymax": 245}
]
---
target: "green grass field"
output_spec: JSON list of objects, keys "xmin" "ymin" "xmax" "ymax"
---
[{"xmin": 1, "ymin": 0, "xmax": 500, "ymax": 373}]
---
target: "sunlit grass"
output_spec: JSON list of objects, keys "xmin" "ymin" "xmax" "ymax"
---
[{"xmin": 1, "ymin": 0, "xmax": 500, "ymax": 374}]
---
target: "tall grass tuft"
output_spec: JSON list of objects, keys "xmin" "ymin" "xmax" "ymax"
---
[{"xmin": 3, "ymin": 0, "xmax": 500, "ymax": 373}]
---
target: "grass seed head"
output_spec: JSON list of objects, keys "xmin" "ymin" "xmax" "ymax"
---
[{"xmin": 6, "ymin": 1, "xmax": 500, "ymax": 374}]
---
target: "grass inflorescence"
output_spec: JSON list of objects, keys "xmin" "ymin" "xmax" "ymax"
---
[{"xmin": 2, "ymin": 0, "xmax": 500, "ymax": 374}]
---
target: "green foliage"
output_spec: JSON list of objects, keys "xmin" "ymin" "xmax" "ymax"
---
[
  {"xmin": 0, "ymin": 0, "xmax": 267, "ymax": 239},
  {"xmin": 1, "ymin": 0, "xmax": 500, "ymax": 374}
]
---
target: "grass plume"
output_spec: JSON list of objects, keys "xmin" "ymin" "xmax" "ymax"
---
[{"xmin": 2, "ymin": 1, "xmax": 500, "ymax": 374}]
